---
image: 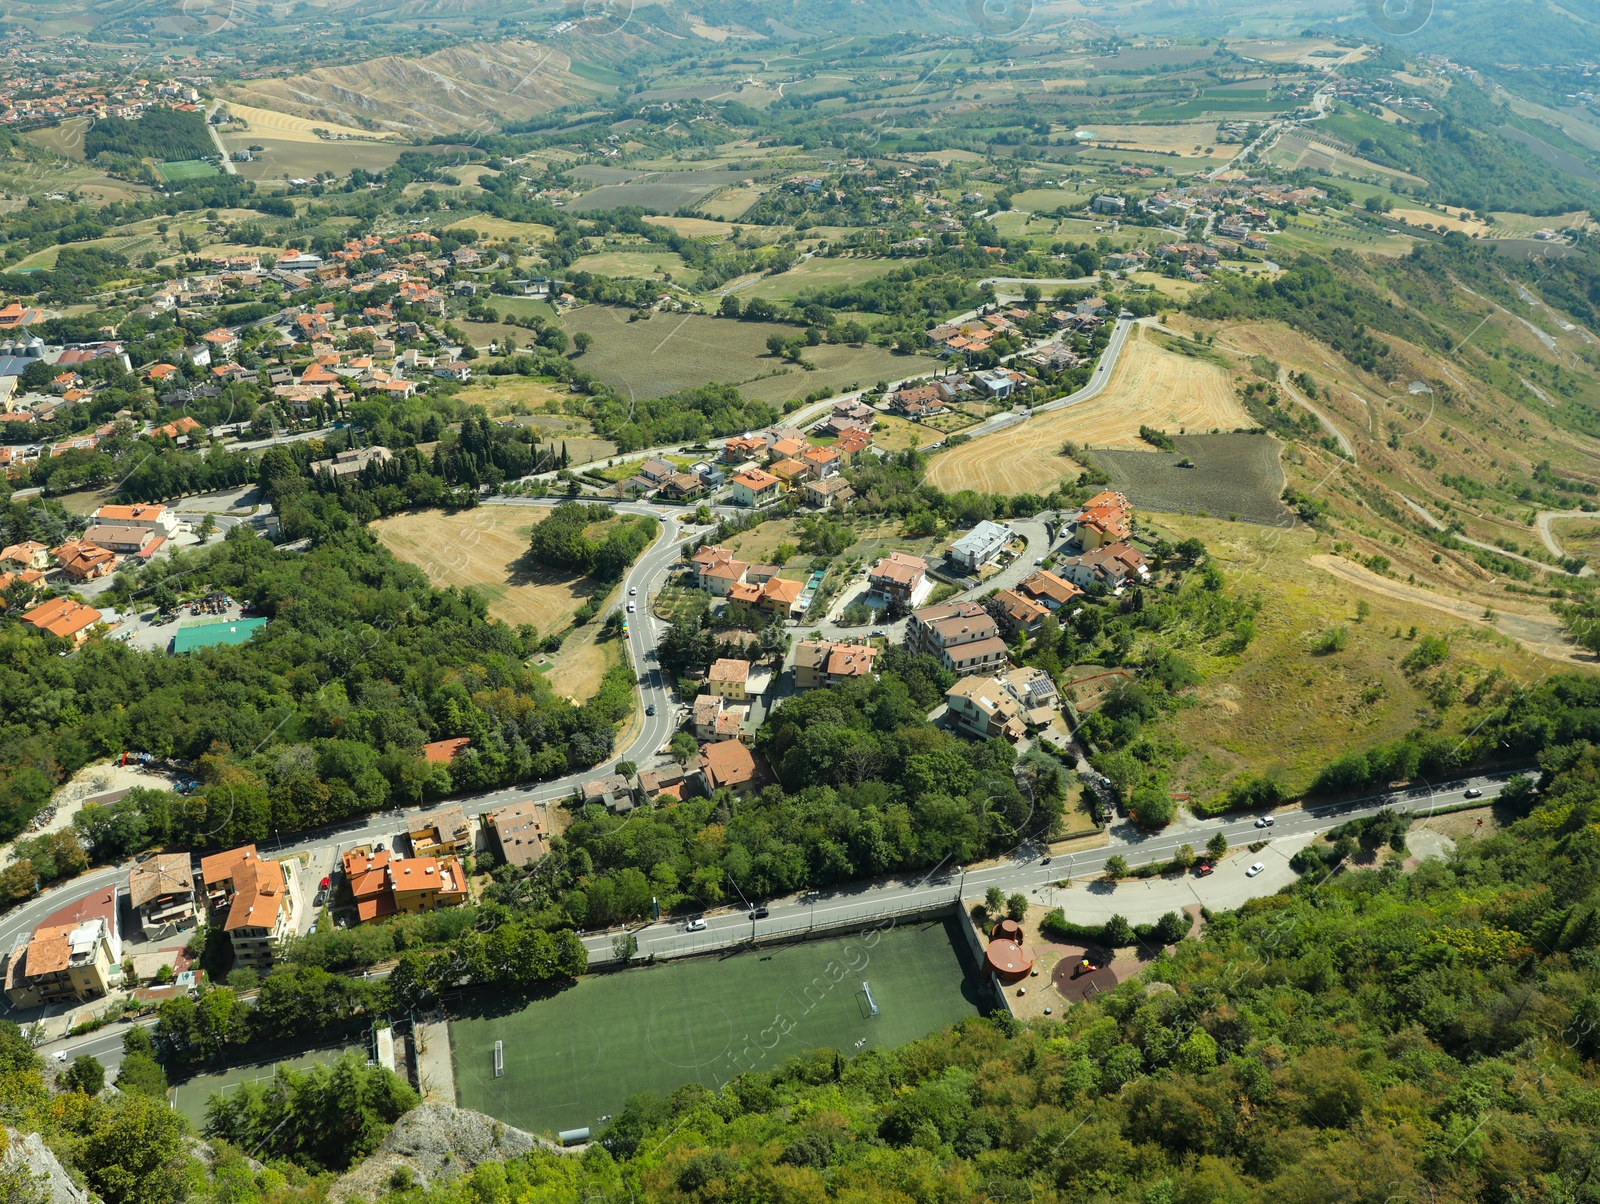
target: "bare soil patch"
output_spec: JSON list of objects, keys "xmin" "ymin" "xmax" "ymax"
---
[{"xmin": 1087, "ymin": 434, "xmax": 1292, "ymax": 525}]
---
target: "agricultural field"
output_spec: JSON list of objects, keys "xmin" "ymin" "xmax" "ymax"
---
[
  {"xmin": 221, "ymin": 134, "xmax": 407, "ymax": 181},
  {"xmin": 732, "ymin": 256, "xmax": 901, "ymax": 302},
  {"xmin": 370, "ymin": 508, "xmax": 601, "ymax": 636},
  {"xmin": 925, "ymin": 328, "xmax": 1252, "ymax": 493},
  {"xmin": 568, "ymin": 169, "xmax": 750, "ymax": 214},
  {"xmin": 1079, "ymin": 123, "xmax": 1227, "ymax": 156},
  {"xmin": 561, "ymin": 306, "xmax": 933, "ymax": 406},
  {"xmin": 699, "ymin": 184, "xmax": 766, "ymax": 220},
  {"xmin": 1138, "ymin": 515, "xmax": 1564, "ymax": 803},
  {"xmin": 446, "ymin": 215, "xmax": 555, "ymax": 243},
  {"xmin": 643, "ymin": 215, "xmax": 733, "ymax": 238},
  {"xmin": 219, "ymin": 103, "xmax": 390, "ymax": 142},
  {"xmin": 567, "ymin": 248, "xmax": 690, "ymax": 279},
  {"xmin": 1087, "ymin": 434, "xmax": 1292, "ymax": 525},
  {"xmin": 453, "ymin": 375, "xmax": 579, "ymax": 415}
]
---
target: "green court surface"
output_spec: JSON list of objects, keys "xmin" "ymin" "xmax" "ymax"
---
[
  {"xmin": 451, "ymin": 917, "xmax": 984, "ymax": 1137},
  {"xmin": 158, "ymin": 159, "xmax": 221, "ymax": 182},
  {"xmin": 169, "ymin": 1043, "xmax": 363, "ymax": 1125}
]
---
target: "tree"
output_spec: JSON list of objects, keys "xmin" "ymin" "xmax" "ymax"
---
[
  {"xmin": 669, "ymin": 731, "xmax": 698, "ymax": 766},
  {"xmin": 1104, "ymin": 855, "xmax": 1128, "ymax": 880},
  {"xmin": 984, "ymin": 885, "xmax": 1005, "ymax": 916},
  {"xmin": 719, "ymin": 294, "xmax": 742, "ymax": 318},
  {"xmin": 1173, "ymin": 843, "xmax": 1195, "ymax": 869},
  {"xmin": 1101, "ymin": 914, "xmax": 1134, "ymax": 946},
  {"xmin": 1005, "ymin": 893, "xmax": 1028, "ymax": 922},
  {"xmin": 613, "ymin": 932, "xmax": 638, "ymax": 962},
  {"xmin": 83, "ymin": 1092, "xmax": 192, "ymax": 1204},
  {"xmin": 59, "ymin": 1054, "xmax": 104, "ymax": 1095},
  {"xmin": 1205, "ymin": 832, "xmax": 1228, "ymax": 859},
  {"xmin": 573, "ymin": 331, "xmax": 593, "ymax": 355},
  {"xmin": 1153, "ymin": 911, "xmax": 1190, "ymax": 945},
  {"xmin": 197, "ymin": 513, "xmax": 217, "ymax": 543}
]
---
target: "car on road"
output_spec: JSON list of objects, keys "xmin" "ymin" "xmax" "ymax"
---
[
  {"xmin": 750, "ymin": 906, "xmax": 769, "ymax": 919},
  {"xmin": 646, "ymin": 704, "xmax": 656, "ymax": 716},
  {"xmin": 1246, "ymin": 862, "xmax": 1265, "ymax": 877},
  {"xmin": 1464, "ymin": 788, "xmax": 1483, "ymax": 799},
  {"xmin": 626, "ymin": 601, "xmax": 636, "ymax": 613},
  {"xmin": 1254, "ymin": 815, "xmax": 1275, "ymax": 828},
  {"xmin": 1034, "ymin": 557, "xmax": 1044, "ymax": 565},
  {"xmin": 685, "ymin": 918, "xmax": 708, "ymax": 932},
  {"xmin": 629, "ymin": 586, "xmax": 637, "ymax": 596},
  {"xmin": 319, "ymin": 876, "xmax": 330, "ymax": 890}
]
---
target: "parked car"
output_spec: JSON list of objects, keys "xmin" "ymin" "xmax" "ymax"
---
[
  {"xmin": 1196, "ymin": 863, "xmax": 1214, "ymax": 877},
  {"xmin": 1246, "ymin": 862, "xmax": 1265, "ymax": 877},
  {"xmin": 1464, "ymin": 787, "xmax": 1483, "ymax": 799},
  {"xmin": 685, "ymin": 918, "xmax": 708, "ymax": 932}
]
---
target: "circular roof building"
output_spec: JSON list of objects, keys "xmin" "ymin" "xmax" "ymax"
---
[{"xmin": 985, "ymin": 938, "xmax": 1036, "ymax": 981}]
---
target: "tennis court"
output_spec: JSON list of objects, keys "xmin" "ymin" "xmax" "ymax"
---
[
  {"xmin": 451, "ymin": 917, "xmax": 983, "ymax": 1137},
  {"xmin": 169, "ymin": 1043, "xmax": 364, "ymax": 1124}
]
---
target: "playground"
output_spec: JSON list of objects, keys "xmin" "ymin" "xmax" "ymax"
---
[{"xmin": 450, "ymin": 917, "xmax": 984, "ymax": 1137}]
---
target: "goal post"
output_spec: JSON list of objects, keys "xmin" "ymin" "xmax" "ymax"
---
[
  {"xmin": 493, "ymin": 1040, "xmax": 504, "ymax": 1078},
  {"xmin": 862, "ymin": 981, "xmax": 879, "ymax": 1016}
]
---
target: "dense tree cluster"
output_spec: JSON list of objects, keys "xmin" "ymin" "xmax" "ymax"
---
[{"xmin": 525, "ymin": 502, "xmax": 659, "ymax": 582}]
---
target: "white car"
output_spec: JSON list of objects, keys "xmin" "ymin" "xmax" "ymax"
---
[
  {"xmin": 626, "ymin": 601, "xmax": 636, "ymax": 613},
  {"xmin": 1246, "ymin": 862, "xmax": 1265, "ymax": 877},
  {"xmin": 629, "ymin": 587, "xmax": 637, "ymax": 596},
  {"xmin": 1254, "ymin": 815, "xmax": 1275, "ymax": 828},
  {"xmin": 685, "ymin": 918, "xmax": 708, "ymax": 932}
]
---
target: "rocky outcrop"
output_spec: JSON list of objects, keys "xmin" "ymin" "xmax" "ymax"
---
[
  {"xmin": 327, "ymin": 1104, "xmax": 564, "ymax": 1203},
  {"xmin": 3, "ymin": 1128, "xmax": 91, "ymax": 1204}
]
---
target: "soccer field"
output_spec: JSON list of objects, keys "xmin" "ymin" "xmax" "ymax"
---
[
  {"xmin": 451, "ymin": 917, "xmax": 983, "ymax": 1137},
  {"xmin": 158, "ymin": 159, "xmax": 221, "ymax": 182}
]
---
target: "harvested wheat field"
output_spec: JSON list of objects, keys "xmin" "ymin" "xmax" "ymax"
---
[
  {"xmin": 220, "ymin": 103, "xmax": 390, "ymax": 142},
  {"xmin": 925, "ymin": 327, "xmax": 1250, "ymax": 493},
  {"xmin": 370, "ymin": 509, "xmax": 601, "ymax": 634}
]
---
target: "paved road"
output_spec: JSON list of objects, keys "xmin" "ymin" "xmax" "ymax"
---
[
  {"xmin": 205, "ymin": 103, "xmax": 238, "ymax": 176},
  {"xmin": 582, "ymin": 771, "xmax": 1521, "ymax": 966}
]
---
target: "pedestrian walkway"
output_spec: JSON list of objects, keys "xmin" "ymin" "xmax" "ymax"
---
[{"xmin": 414, "ymin": 1017, "xmax": 456, "ymax": 1105}]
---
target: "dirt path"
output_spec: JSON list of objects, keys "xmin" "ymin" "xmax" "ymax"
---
[
  {"xmin": 1537, "ymin": 509, "xmax": 1600, "ymax": 577},
  {"xmin": 1309, "ymin": 554, "xmax": 1590, "ymax": 665}
]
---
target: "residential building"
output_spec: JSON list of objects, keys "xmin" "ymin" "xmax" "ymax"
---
[
  {"xmin": 992, "ymin": 587, "xmax": 1049, "ymax": 636},
  {"xmin": 722, "ymin": 435, "xmax": 766, "ymax": 464},
  {"xmin": 824, "ymin": 642, "xmax": 878, "ymax": 685},
  {"xmin": 639, "ymin": 763, "xmax": 689, "ymax": 800},
  {"xmin": 792, "ymin": 640, "xmax": 832, "ymax": 690},
  {"xmin": 1056, "ymin": 542, "xmax": 1149, "ymax": 589},
  {"xmin": 408, "ymin": 804, "xmax": 472, "ymax": 858},
  {"xmin": 697, "ymin": 740, "xmax": 767, "ymax": 795},
  {"xmin": 906, "ymin": 601, "xmax": 1009, "ymax": 677},
  {"xmin": 945, "ymin": 675, "xmax": 1028, "ymax": 743},
  {"xmin": 80, "ymin": 523, "xmax": 160, "ymax": 555},
  {"xmin": 659, "ymin": 472, "xmax": 705, "ymax": 500},
  {"xmin": 90, "ymin": 502, "xmax": 177, "ymax": 538},
  {"xmin": 1076, "ymin": 489, "xmax": 1131, "ymax": 549},
  {"xmin": 691, "ymin": 545, "xmax": 737, "ymax": 586},
  {"xmin": 343, "ymin": 847, "xmax": 397, "ymax": 922},
  {"xmin": 581, "ymin": 773, "xmax": 637, "ymax": 815},
  {"xmin": 707, "ymin": 658, "xmax": 751, "ymax": 701},
  {"xmin": 4, "ymin": 918, "xmax": 116, "ymax": 1008},
  {"xmin": 1018, "ymin": 569, "xmax": 1084, "ymax": 611},
  {"xmin": 486, "ymin": 802, "xmax": 546, "ymax": 869},
  {"xmin": 693, "ymin": 692, "xmax": 728, "ymax": 740},
  {"xmin": 0, "ymin": 541, "xmax": 47, "ymax": 570},
  {"xmin": 730, "ymin": 468, "xmax": 781, "ymax": 508},
  {"xmin": 948, "ymin": 520, "xmax": 1014, "ymax": 571},
  {"xmin": 128, "ymin": 853, "xmax": 197, "ymax": 939},
  {"xmin": 203, "ymin": 844, "xmax": 300, "ymax": 968},
  {"xmin": 833, "ymin": 428, "xmax": 874, "ymax": 466},
  {"xmin": 2, "ymin": 886, "xmax": 121, "ymax": 1008},
  {"xmin": 638, "ymin": 458, "xmax": 677, "ymax": 483},
  {"xmin": 768, "ymin": 458, "xmax": 809, "ymax": 489},
  {"xmin": 389, "ymin": 856, "xmax": 468, "ymax": 913},
  {"xmin": 21, "ymin": 597, "xmax": 101, "ymax": 645},
  {"xmin": 201, "ymin": 328, "xmax": 239, "ymax": 357},
  {"xmin": 702, "ymin": 558, "xmax": 751, "ymax": 596},
  {"xmin": 1091, "ymin": 194, "xmax": 1126, "ymax": 214},
  {"xmin": 801, "ymin": 446, "xmax": 840, "ymax": 479},
  {"xmin": 868, "ymin": 552, "xmax": 927, "ymax": 604},
  {"xmin": 804, "ymin": 477, "xmax": 856, "ymax": 510},
  {"xmin": 221, "ymin": 855, "xmax": 299, "ymax": 969}
]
